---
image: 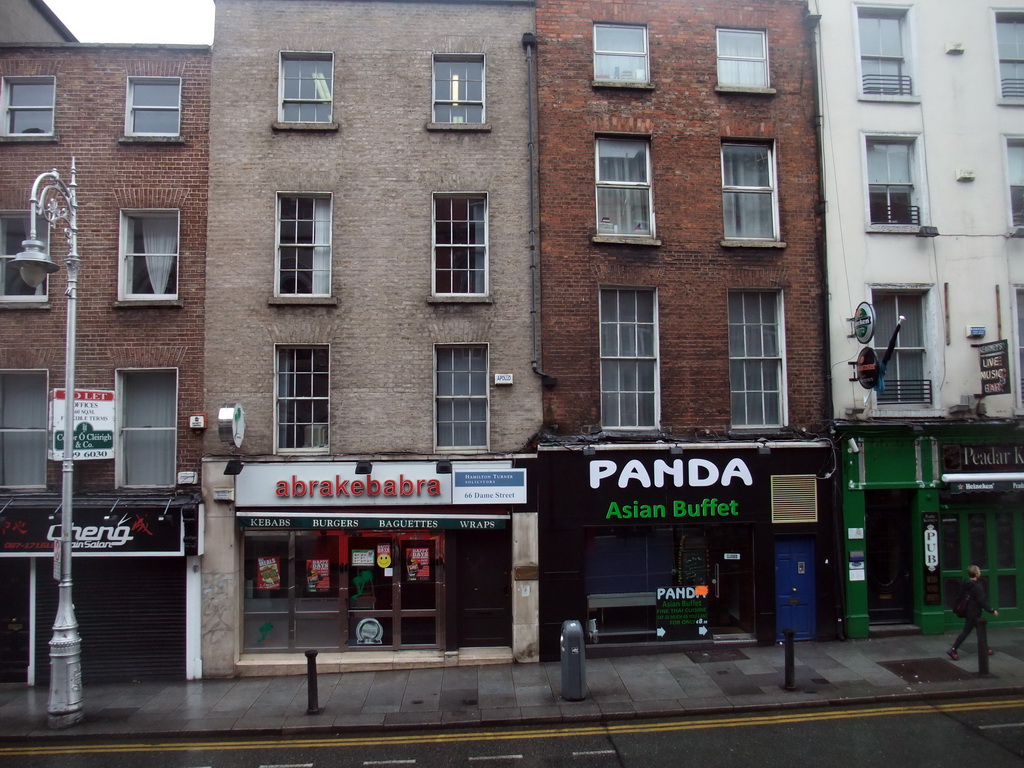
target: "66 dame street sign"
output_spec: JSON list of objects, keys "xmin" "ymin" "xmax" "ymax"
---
[{"xmin": 49, "ymin": 389, "xmax": 116, "ymax": 461}]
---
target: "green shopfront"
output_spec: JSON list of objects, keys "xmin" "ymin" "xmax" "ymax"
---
[{"xmin": 837, "ymin": 424, "xmax": 1024, "ymax": 638}]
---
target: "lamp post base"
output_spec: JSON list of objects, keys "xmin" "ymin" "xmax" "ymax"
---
[{"xmin": 47, "ymin": 710, "xmax": 84, "ymax": 729}]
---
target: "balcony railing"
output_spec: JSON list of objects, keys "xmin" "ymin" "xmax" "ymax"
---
[
  {"xmin": 1002, "ymin": 78, "xmax": 1024, "ymax": 98},
  {"xmin": 863, "ymin": 74, "xmax": 913, "ymax": 96},
  {"xmin": 870, "ymin": 204, "xmax": 920, "ymax": 226},
  {"xmin": 876, "ymin": 378, "xmax": 932, "ymax": 405}
]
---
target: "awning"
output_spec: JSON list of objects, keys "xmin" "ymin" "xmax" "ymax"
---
[
  {"xmin": 941, "ymin": 473, "xmax": 1024, "ymax": 493},
  {"xmin": 237, "ymin": 511, "xmax": 509, "ymax": 531}
]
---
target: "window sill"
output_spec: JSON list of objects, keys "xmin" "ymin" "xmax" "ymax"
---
[
  {"xmin": 592, "ymin": 234, "xmax": 662, "ymax": 246},
  {"xmin": 720, "ymin": 239, "xmax": 786, "ymax": 249},
  {"xmin": 592, "ymin": 80, "xmax": 655, "ymax": 90},
  {"xmin": 998, "ymin": 98, "xmax": 1024, "ymax": 107},
  {"xmin": 427, "ymin": 295, "xmax": 493, "ymax": 304},
  {"xmin": 0, "ymin": 134, "xmax": 58, "ymax": 143},
  {"xmin": 268, "ymin": 296, "xmax": 339, "ymax": 306},
  {"xmin": 426, "ymin": 122, "xmax": 491, "ymax": 132},
  {"xmin": 865, "ymin": 224, "xmax": 922, "ymax": 235},
  {"xmin": 114, "ymin": 299, "xmax": 183, "ymax": 308},
  {"xmin": 0, "ymin": 300, "xmax": 50, "ymax": 309},
  {"xmin": 271, "ymin": 122, "xmax": 340, "ymax": 132},
  {"xmin": 118, "ymin": 135, "xmax": 185, "ymax": 144},
  {"xmin": 715, "ymin": 84, "xmax": 775, "ymax": 95},
  {"xmin": 858, "ymin": 94, "xmax": 920, "ymax": 104}
]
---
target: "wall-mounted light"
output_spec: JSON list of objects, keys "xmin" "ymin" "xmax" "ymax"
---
[
  {"xmin": 224, "ymin": 459, "xmax": 244, "ymax": 476},
  {"xmin": 355, "ymin": 460, "xmax": 373, "ymax": 475},
  {"xmin": 582, "ymin": 446, "xmax": 596, "ymax": 456},
  {"xmin": 670, "ymin": 445, "xmax": 684, "ymax": 455},
  {"xmin": 916, "ymin": 226, "xmax": 939, "ymax": 238},
  {"xmin": 757, "ymin": 440, "xmax": 771, "ymax": 455},
  {"xmin": 435, "ymin": 460, "xmax": 452, "ymax": 474}
]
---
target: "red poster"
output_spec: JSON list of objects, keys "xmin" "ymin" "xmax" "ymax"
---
[
  {"xmin": 306, "ymin": 559, "xmax": 330, "ymax": 591},
  {"xmin": 406, "ymin": 547, "xmax": 431, "ymax": 581},
  {"xmin": 257, "ymin": 556, "xmax": 281, "ymax": 590}
]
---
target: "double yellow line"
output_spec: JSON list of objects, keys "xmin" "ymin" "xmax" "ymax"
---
[{"xmin": 1, "ymin": 697, "xmax": 1021, "ymax": 757}]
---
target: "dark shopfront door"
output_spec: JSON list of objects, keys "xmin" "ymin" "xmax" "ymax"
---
[
  {"xmin": 456, "ymin": 529, "xmax": 511, "ymax": 647},
  {"xmin": 866, "ymin": 491, "xmax": 913, "ymax": 624},
  {"xmin": 0, "ymin": 559, "xmax": 30, "ymax": 683}
]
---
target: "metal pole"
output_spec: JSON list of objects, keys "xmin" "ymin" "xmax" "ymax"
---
[
  {"xmin": 783, "ymin": 629, "xmax": 796, "ymax": 691},
  {"xmin": 977, "ymin": 620, "xmax": 991, "ymax": 677},
  {"xmin": 40, "ymin": 162, "xmax": 83, "ymax": 728},
  {"xmin": 305, "ymin": 650, "xmax": 320, "ymax": 715}
]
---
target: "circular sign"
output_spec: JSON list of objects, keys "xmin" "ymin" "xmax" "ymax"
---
[
  {"xmin": 217, "ymin": 403, "xmax": 246, "ymax": 448},
  {"xmin": 855, "ymin": 346, "xmax": 880, "ymax": 390},
  {"xmin": 853, "ymin": 301, "xmax": 875, "ymax": 344}
]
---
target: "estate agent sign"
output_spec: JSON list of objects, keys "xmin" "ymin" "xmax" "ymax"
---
[{"xmin": 48, "ymin": 389, "xmax": 115, "ymax": 460}]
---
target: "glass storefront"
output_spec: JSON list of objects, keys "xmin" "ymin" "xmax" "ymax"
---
[
  {"xmin": 940, "ymin": 502, "xmax": 1023, "ymax": 614},
  {"xmin": 243, "ymin": 530, "xmax": 444, "ymax": 651}
]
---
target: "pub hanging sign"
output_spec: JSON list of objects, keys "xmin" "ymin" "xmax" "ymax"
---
[{"xmin": 977, "ymin": 340, "xmax": 1010, "ymax": 396}]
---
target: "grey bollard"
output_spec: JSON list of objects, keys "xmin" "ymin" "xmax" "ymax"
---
[
  {"xmin": 560, "ymin": 620, "xmax": 587, "ymax": 701},
  {"xmin": 305, "ymin": 649, "xmax": 320, "ymax": 714}
]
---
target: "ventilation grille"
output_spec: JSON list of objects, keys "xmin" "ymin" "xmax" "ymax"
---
[{"xmin": 771, "ymin": 474, "xmax": 818, "ymax": 524}]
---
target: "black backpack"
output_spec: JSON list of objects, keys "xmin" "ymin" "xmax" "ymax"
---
[{"xmin": 952, "ymin": 587, "xmax": 970, "ymax": 618}]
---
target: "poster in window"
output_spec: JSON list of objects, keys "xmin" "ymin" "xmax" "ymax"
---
[
  {"xmin": 351, "ymin": 549, "xmax": 374, "ymax": 566},
  {"xmin": 257, "ymin": 556, "xmax": 281, "ymax": 590},
  {"xmin": 406, "ymin": 547, "xmax": 431, "ymax": 581},
  {"xmin": 306, "ymin": 558, "xmax": 330, "ymax": 591}
]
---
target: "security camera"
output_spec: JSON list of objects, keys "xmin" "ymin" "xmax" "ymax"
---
[{"xmin": 847, "ymin": 438, "xmax": 860, "ymax": 454}]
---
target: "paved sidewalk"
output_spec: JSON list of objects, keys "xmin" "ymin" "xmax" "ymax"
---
[{"xmin": 2, "ymin": 627, "xmax": 1023, "ymax": 740}]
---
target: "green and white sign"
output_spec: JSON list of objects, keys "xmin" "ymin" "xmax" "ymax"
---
[{"xmin": 49, "ymin": 389, "xmax": 115, "ymax": 461}]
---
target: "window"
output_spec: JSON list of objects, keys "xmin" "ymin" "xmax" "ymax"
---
[
  {"xmin": 872, "ymin": 292, "xmax": 930, "ymax": 405},
  {"xmin": 0, "ymin": 371, "xmax": 47, "ymax": 487},
  {"xmin": 857, "ymin": 9, "xmax": 912, "ymax": 96},
  {"xmin": 997, "ymin": 15, "xmax": 1024, "ymax": 99},
  {"xmin": 721, "ymin": 142, "xmax": 778, "ymax": 240},
  {"xmin": 729, "ymin": 292, "xmax": 783, "ymax": 427},
  {"xmin": 436, "ymin": 345, "xmax": 488, "ymax": 449},
  {"xmin": 276, "ymin": 347, "xmax": 329, "ymax": 451},
  {"xmin": 433, "ymin": 56, "xmax": 484, "ymax": 124},
  {"xmin": 1009, "ymin": 141, "xmax": 1024, "ymax": 225},
  {"xmin": 1, "ymin": 76, "xmax": 55, "ymax": 136},
  {"xmin": 280, "ymin": 54, "xmax": 333, "ymax": 123},
  {"xmin": 600, "ymin": 289, "xmax": 657, "ymax": 429},
  {"xmin": 717, "ymin": 29, "xmax": 769, "ymax": 88},
  {"xmin": 120, "ymin": 211, "xmax": 178, "ymax": 299},
  {"xmin": 277, "ymin": 195, "xmax": 331, "ymax": 296},
  {"xmin": 866, "ymin": 138, "xmax": 919, "ymax": 226},
  {"xmin": 126, "ymin": 77, "xmax": 181, "ymax": 136},
  {"xmin": 593, "ymin": 24, "xmax": 649, "ymax": 83},
  {"xmin": 1017, "ymin": 289, "xmax": 1024, "ymax": 396},
  {"xmin": 433, "ymin": 194, "xmax": 487, "ymax": 295},
  {"xmin": 1, "ymin": 213, "xmax": 47, "ymax": 301},
  {"xmin": 119, "ymin": 370, "xmax": 177, "ymax": 487},
  {"xmin": 596, "ymin": 138, "xmax": 653, "ymax": 236}
]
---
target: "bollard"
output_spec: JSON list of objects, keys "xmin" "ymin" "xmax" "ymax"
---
[
  {"xmin": 305, "ymin": 649, "xmax": 320, "ymax": 715},
  {"xmin": 559, "ymin": 620, "xmax": 587, "ymax": 701},
  {"xmin": 977, "ymin": 620, "xmax": 991, "ymax": 677},
  {"xmin": 782, "ymin": 629, "xmax": 796, "ymax": 691}
]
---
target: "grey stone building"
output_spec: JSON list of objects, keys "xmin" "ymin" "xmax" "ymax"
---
[{"xmin": 200, "ymin": 0, "xmax": 541, "ymax": 677}]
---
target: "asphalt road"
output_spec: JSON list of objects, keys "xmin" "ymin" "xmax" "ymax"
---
[{"xmin": 0, "ymin": 696, "xmax": 1022, "ymax": 768}]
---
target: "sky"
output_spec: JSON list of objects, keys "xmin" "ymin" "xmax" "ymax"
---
[{"xmin": 43, "ymin": 0, "xmax": 215, "ymax": 45}]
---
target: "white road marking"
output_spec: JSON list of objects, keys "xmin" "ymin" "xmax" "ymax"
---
[
  {"xmin": 573, "ymin": 750, "xmax": 616, "ymax": 756},
  {"xmin": 363, "ymin": 761, "xmax": 417, "ymax": 766},
  {"xmin": 979, "ymin": 722, "xmax": 1024, "ymax": 730},
  {"xmin": 468, "ymin": 756, "xmax": 524, "ymax": 762}
]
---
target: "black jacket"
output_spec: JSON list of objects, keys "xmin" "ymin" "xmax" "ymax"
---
[{"xmin": 961, "ymin": 578, "xmax": 995, "ymax": 619}]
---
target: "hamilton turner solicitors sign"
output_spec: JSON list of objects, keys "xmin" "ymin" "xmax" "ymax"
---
[{"xmin": 234, "ymin": 461, "xmax": 526, "ymax": 507}]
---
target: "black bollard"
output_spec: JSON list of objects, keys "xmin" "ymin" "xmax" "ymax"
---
[
  {"xmin": 783, "ymin": 629, "xmax": 796, "ymax": 691},
  {"xmin": 977, "ymin": 621, "xmax": 991, "ymax": 677},
  {"xmin": 305, "ymin": 649, "xmax": 320, "ymax": 714}
]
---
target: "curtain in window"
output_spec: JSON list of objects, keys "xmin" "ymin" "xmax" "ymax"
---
[
  {"xmin": 717, "ymin": 31, "xmax": 766, "ymax": 87},
  {"xmin": 312, "ymin": 199, "xmax": 331, "ymax": 295},
  {"xmin": 122, "ymin": 371, "xmax": 175, "ymax": 486},
  {"xmin": 722, "ymin": 145, "xmax": 773, "ymax": 238},
  {"xmin": 141, "ymin": 216, "xmax": 177, "ymax": 295},
  {"xmin": 598, "ymin": 141, "xmax": 650, "ymax": 233},
  {"xmin": 0, "ymin": 373, "xmax": 46, "ymax": 486}
]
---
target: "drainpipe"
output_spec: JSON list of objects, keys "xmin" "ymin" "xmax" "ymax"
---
[{"xmin": 523, "ymin": 31, "xmax": 556, "ymax": 389}]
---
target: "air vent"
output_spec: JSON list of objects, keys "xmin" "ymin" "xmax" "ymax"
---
[{"xmin": 771, "ymin": 474, "xmax": 818, "ymax": 523}]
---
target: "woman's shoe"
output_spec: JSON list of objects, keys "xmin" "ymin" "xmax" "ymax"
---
[{"xmin": 946, "ymin": 648, "xmax": 959, "ymax": 660}]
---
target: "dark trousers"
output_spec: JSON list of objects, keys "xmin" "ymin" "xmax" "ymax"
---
[{"xmin": 952, "ymin": 617, "xmax": 980, "ymax": 651}]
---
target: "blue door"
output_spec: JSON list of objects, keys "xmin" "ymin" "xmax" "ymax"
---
[{"xmin": 775, "ymin": 536, "xmax": 815, "ymax": 641}]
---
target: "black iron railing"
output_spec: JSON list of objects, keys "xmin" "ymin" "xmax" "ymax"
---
[{"xmin": 870, "ymin": 204, "xmax": 920, "ymax": 226}]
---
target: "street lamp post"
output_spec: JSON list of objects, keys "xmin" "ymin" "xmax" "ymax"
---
[{"xmin": 9, "ymin": 159, "xmax": 84, "ymax": 728}]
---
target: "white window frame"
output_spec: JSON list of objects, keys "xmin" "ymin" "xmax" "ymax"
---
[
  {"xmin": 721, "ymin": 141, "xmax": 779, "ymax": 241},
  {"xmin": 728, "ymin": 291, "xmax": 785, "ymax": 429},
  {"xmin": 279, "ymin": 52, "xmax": 334, "ymax": 124},
  {"xmin": 596, "ymin": 137, "xmax": 654, "ymax": 237},
  {"xmin": 276, "ymin": 194, "xmax": 332, "ymax": 297},
  {"xmin": 1006, "ymin": 138, "xmax": 1024, "ymax": 228},
  {"xmin": 275, "ymin": 346, "xmax": 330, "ymax": 453},
  {"xmin": 1, "ymin": 76, "xmax": 55, "ymax": 136},
  {"xmin": 432, "ymin": 55, "xmax": 485, "ymax": 124},
  {"xmin": 435, "ymin": 344, "xmax": 489, "ymax": 450},
  {"xmin": 996, "ymin": 12, "xmax": 1024, "ymax": 102},
  {"xmin": 432, "ymin": 193, "xmax": 488, "ymax": 297},
  {"xmin": 716, "ymin": 29, "xmax": 769, "ymax": 89},
  {"xmin": 600, "ymin": 288, "xmax": 659, "ymax": 430},
  {"xmin": 863, "ymin": 134, "xmax": 926, "ymax": 231},
  {"xmin": 117, "ymin": 369, "xmax": 178, "ymax": 488},
  {"xmin": 855, "ymin": 6, "xmax": 915, "ymax": 99},
  {"xmin": 0, "ymin": 370, "xmax": 48, "ymax": 489},
  {"xmin": 593, "ymin": 24, "xmax": 649, "ymax": 84},
  {"xmin": 125, "ymin": 77, "xmax": 181, "ymax": 137},
  {"xmin": 1, "ymin": 212, "xmax": 48, "ymax": 302},
  {"xmin": 869, "ymin": 288, "xmax": 933, "ymax": 409},
  {"xmin": 119, "ymin": 210, "xmax": 179, "ymax": 300},
  {"xmin": 1016, "ymin": 287, "xmax": 1024, "ymax": 409}
]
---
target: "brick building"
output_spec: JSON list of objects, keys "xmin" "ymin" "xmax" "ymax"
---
[
  {"xmin": 0, "ymin": 41, "xmax": 210, "ymax": 684},
  {"xmin": 532, "ymin": 0, "xmax": 836, "ymax": 657},
  {"xmin": 200, "ymin": 0, "xmax": 542, "ymax": 676}
]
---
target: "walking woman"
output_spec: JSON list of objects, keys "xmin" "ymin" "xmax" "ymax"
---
[{"xmin": 947, "ymin": 565, "xmax": 999, "ymax": 661}]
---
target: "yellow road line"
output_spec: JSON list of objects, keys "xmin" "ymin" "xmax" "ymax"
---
[{"xmin": 0, "ymin": 697, "xmax": 1020, "ymax": 758}]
